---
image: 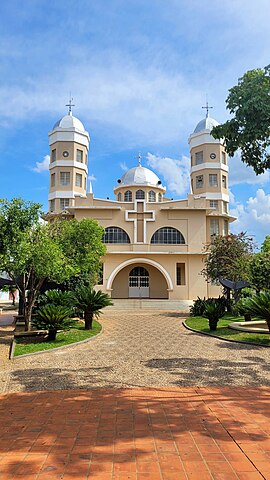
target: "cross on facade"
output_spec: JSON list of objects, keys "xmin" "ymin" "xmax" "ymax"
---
[
  {"xmin": 125, "ymin": 200, "xmax": 155, "ymax": 243},
  {"xmin": 202, "ymin": 101, "xmax": 213, "ymax": 118},
  {"xmin": 66, "ymin": 95, "xmax": 75, "ymax": 115}
]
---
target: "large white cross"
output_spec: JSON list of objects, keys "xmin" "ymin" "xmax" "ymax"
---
[{"xmin": 125, "ymin": 200, "xmax": 155, "ymax": 243}]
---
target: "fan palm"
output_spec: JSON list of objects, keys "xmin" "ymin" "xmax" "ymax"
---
[
  {"xmin": 33, "ymin": 305, "xmax": 73, "ymax": 341},
  {"xmin": 72, "ymin": 286, "xmax": 113, "ymax": 329},
  {"xmin": 203, "ymin": 299, "xmax": 225, "ymax": 331}
]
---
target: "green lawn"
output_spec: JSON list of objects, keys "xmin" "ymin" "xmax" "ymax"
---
[
  {"xmin": 14, "ymin": 319, "xmax": 102, "ymax": 356},
  {"xmin": 185, "ymin": 314, "xmax": 270, "ymax": 346}
]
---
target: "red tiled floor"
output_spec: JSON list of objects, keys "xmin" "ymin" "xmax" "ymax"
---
[{"xmin": 0, "ymin": 387, "xmax": 269, "ymax": 479}]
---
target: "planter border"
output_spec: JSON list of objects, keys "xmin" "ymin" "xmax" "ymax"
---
[
  {"xmin": 10, "ymin": 325, "xmax": 103, "ymax": 359},
  {"xmin": 182, "ymin": 321, "xmax": 270, "ymax": 348}
]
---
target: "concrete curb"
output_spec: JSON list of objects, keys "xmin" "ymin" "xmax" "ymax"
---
[
  {"xmin": 10, "ymin": 325, "xmax": 103, "ymax": 359},
  {"xmin": 182, "ymin": 321, "xmax": 270, "ymax": 348}
]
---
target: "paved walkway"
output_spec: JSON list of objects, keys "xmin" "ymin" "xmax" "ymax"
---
[
  {"xmin": 2, "ymin": 310, "xmax": 270, "ymax": 392},
  {"xmin": 0, "ymin": 387, "xmax": 270, "ymax": 479}
]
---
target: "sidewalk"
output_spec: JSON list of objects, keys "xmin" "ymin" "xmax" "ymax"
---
[{"xmin": 0, "ymin": 387, "xmax": 269, "ymax": 479}]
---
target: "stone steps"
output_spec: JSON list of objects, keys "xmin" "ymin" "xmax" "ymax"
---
[{"xmin": 105, "ymin": 299, "xmax": 192, "ymax": 311}]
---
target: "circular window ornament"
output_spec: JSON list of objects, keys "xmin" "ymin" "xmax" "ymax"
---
[
  {"xmin": 63, "ymin": 151, "xmax": 69, "ymax": 158},
  {"xmin": 210, "ymin": 153, "xmax": 216, "ymax": 159}
]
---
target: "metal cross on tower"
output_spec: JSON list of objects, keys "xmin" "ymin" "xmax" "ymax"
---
[
  {"xmin": 135, "ymin": 152, "xmax": 144, "ymax": 166},
  {"xmin": 66, "ymin": 95, "xmax": 75, "ymax": 115},
  {"xmin": 202, "ymin": 101, "xmax": 213, "ymax": 118}
]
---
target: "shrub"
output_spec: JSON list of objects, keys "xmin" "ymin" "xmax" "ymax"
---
[
  {"xmin": 190, "ymin": 297, "xmax": 207, "ymax": 316},
  {"xmin": 39, "ymin": 289, "xmax": 74, "ymax": 307},
  {"xmin": 71, "ymin": 287, "xmax": 113, "ymax": 330},
  {"xmin": 240, "ymin": 292, "xmax": 270, "ymax": 332},
  {"xmin": 33, "ymin": 305, "xmax": 73, "ymax": 341},
  {"xmin": 202, "ymin": 299, "xmax": 226, "ymax": 331}
]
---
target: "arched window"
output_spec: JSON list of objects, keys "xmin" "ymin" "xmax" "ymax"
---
[
  {"xmin": 129, "ymin": 267, "xmax": 149, "ymax": 277},
  {"xmin": 158, "ymin": 193, "xmax": 162, "ymax": 202},
  {"xmin": 136, "ymin": 189, "xmax": 145, "ymax": 199},
  {"xmin": 103, "ymin": 227, "xmax": 130, "ymax": 244},
  {"xmin": 148, "ymin": 190, "xmax": 156, "ymax": 202},
  {"xmin": 151, "ymin": 227, "xmax": 185, "ymax": 244},
  {"xmin": 124, "ymin": 190, "xmax": 132, "ymax": 202},
  {"xmin": 117, "ymin": 192, "xmax": 122, "ymax": 201}
]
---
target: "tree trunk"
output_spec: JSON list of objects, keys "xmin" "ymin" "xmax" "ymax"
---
[
  {"xmin": 84, "ymin": 311, "xmax": 93, "ymax": 330},
  {"xmin": 24, "ymin": 302, "xmax": 34, "ymax": 332},
  {"xmin": 209, "ymin": 318, "xmax": 218, "ymax": 331},
  {"xmin": 47, "ymin": 329, "xmax": 57, "ymax": 341},
  {"xmin": 18, "ymin": 293, "xmax": 24, "ymax": 316},
  {"xmin": 226, "ymin": 288, "xmax": 232, "ymax": 313}
]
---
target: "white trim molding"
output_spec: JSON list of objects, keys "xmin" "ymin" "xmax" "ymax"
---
[
  {"xmin": 107, "ymin": 257, "xmax": 174, "ymax": 291},
  {"xmin": 191, "ymin": 163, "xmax": 228, "ymax": 173},
  {"xmin": 49, "ymin": 191, "xmax": 75, "ymax": 199},
  {"xmin": 125, "ymin": 200, "xmax": 155, "ymax": 243},
  {"xmin": 49, "ymin": 160, "xmax": 88, "ymax": 172}
]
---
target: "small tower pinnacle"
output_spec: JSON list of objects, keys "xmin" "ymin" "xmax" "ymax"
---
[
  {"xmin": 202, "ymin": 101, "xmax": 213, "ymax": 118},
  {"xmin": 66, "ymin": 95, "xmax": 75, "ymax": 116},
  {"xmin": 135, "ymin": 152, "xmax": 143, "ymax": 166}
]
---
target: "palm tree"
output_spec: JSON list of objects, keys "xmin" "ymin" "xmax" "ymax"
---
[
  {"xmin": 33, "ymin": 305, "xmax": 73, "ymax": 341},
  {"xmin": 203, "ymin": 299, "xmax": 225, "ymax": 331},
  {"xmin": 72, "ymin": 286, "xmax": 113, "ymax": 330}
]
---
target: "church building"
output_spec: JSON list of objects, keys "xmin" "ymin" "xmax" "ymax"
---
[{"xmin": 46, "ymin": 106, "xmax": 234, "ymax": 301}]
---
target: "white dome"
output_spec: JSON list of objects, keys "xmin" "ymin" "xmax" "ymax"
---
[
  {"xmin": 53, "ymin": 114, "xmax": 85, "ymax": 132},
  {"xmin": 193, "ymin": 116, "xmax": 219, "ymax": 134},
  {"xmin": 119, "ymin": 165, "xmax": 162, "ymax": 187}
]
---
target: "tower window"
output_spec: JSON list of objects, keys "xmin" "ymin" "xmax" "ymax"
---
[
  {"xmin": 60, "ymin": 171, "xmax": 70, "ymax": 186},
  {"xmin": 50, "ymin": 199, "xmax": 55, "ymax": 212},
  {"xmin": 223, "ymin": 220, "xmax": 229, "ymax": 236},
  {"xmin": 76, "ymin": 149, "xmax": 83, "ymax": 162},
  {"xmin": 51, "ymin": 173, "xmax": 55, "ymax": 187},
  {"xmin": 210, "ymin": 200, "xmax": 218, "ymax": 209},
  {"xmin": 196, "ymin": 175, "xmax": 204, "ymax": 188},
  {"xmin": 223, "ymin": 201, "xmax": 228, "ymax": 214},
  {"xmin": 60, "ymin": 198, "xmax": 69, "ymax": 210},
  {"xmin": 148, "ymin": 190, "xmax": 156, "ymax": 202},
  {"xmin": 75, "ymin": 173, "xmax": 82, "ymax": 187},
  {"xmin": 195, "ymin": 151, "xmax": 203, "ymax": 165},
  {"xmin": 117, "ymin": 192, "xmax": 122, "ymax": 201},
  {"xmin": 176, "ymin": 263, "xmax": 186, "ymax": 285},
  {"xmin": 210, "ymin": 219, "xmax": 219, "ymax": 237},
  {"xmin": 51, "ymin": 149, "xmax": 56, "ymax": 162},
  {"xmin": 222, "ymin": 152, "xmax": 227, "ymax": 164},
  {"xmin": 222, "ymin": 175, "xmax": 227, "ymax": 188},
  {"xmin": 124, "ymin": 190, "xmax": 132, "ymax": 202},
  {"xmin": 158, "ymin": 193, "xmax": 162, "ymax": 202},
  {"xmin": 209, "ymin": 174, "xmax": 218, "ymax": 187},
  {"xmin": 136, "ymin": 189, "xmax": 145, "ymax": 199}
]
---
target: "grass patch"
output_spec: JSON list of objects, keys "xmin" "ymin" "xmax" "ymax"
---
[
  {"xmin": 185, "ymin": 314, "xmax": 270, "ymax": 346},
  {"xmin": 14, "ymin": 319, "xmax": 102, "ymax": 356}
]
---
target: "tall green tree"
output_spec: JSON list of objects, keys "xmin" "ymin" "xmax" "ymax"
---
[
  {"xmin": 212, "ymin": 65, "xmax": 270, "ymax": 174},
  {"xmin": 249, "ymin": 236, "xmax": 270, "ymax": 292},
  {"xmin": 202, "ymin": 233, "xmax": 253, "ymax": 284}
]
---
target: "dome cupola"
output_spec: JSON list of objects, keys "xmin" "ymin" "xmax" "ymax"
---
[{"xmin": 118, "ymin": 165, "xmax": 162, "ymax": 188}]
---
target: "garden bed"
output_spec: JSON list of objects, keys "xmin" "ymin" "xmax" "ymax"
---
[
  {"xmin": 13, "ymin": 319, "xmax": 102, "ymax": 357},
  {"xmin": 184, "ymin": 314, "xmax": 270, "ymax": 347}
]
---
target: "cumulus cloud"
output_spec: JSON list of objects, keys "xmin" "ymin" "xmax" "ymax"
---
[
  {"xmin": 32, "ymin": 155, "xmax": 50, "ymax": 173},
  {"xmin": 229, "ymin": 152, "xmax": 270, "ymax": 186},
  {"xmin": 120, "ymin": 162, "xmax": 128, "ymax": 172},
  {"xmin": 147, "ymin": 153, "xmax": 191, "ymax": 197},
  {"xmin": 230, "ymin": 189, "xmax": 270, "ymax": 244}
]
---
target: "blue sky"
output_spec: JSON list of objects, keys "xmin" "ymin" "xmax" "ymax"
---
[{"xmin": 0, "ymin": 0, "xmax": 269, "ymax": 247}]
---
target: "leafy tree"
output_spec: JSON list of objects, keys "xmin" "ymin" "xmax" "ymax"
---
[
  {"xmin": 249, "ymin": 236, "xmax": 270, "ymax": 292},
  {"xmin": 72, "ymin": 286, "xmax": 113, "ymax": 329},
  {"xmin": 51, "ymin": 219, "xmax": 106, "ymax": 286},
  {"xmin": 262, "ymin": 235, "xmax": 270, "ymax": 253},
  {"xmin": 212, "ymin": 65, "xmax": 270, "ymax": 174},
  {"xmin": 202, "ymin": 233, "xmax": 253, "ymax": 284}
]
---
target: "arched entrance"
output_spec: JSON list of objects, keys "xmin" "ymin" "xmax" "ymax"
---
[
  {"xmin": 109, "ymin": 260, "xmax": 171, "ymax": 299},
  {"xmin": 129, "ymin": 267, "xmax": 149, "ymax": 298}
]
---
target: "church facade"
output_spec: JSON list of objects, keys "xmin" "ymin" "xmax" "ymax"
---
[{"xmin": 46, "ymin": 108, "xmax": 234, "ymax": 300}]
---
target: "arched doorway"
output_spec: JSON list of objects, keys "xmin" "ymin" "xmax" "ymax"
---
[{"xmin": 129, "ymin": 266, "xmax": 149, "ymax": 298}]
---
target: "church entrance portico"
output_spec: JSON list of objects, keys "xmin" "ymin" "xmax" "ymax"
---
[{"xmin": 108, "ymin": 259, "xmax": 171, "ymax": 299}]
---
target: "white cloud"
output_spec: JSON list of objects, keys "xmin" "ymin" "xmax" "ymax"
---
[
  {"xmin": 229, "ymin": 152, "xmax": 270, "ymax": 186},
  {"xmin": 88, "ymin": 174, "xmax": 96, "ymax": 181},
  {"xmin": 147, "ymin": 153, "xmax": 191, "ymax": 197},
  {"xmin": 32, "ymin": 155, "xmax": 50, "ymax": 173},
  {"xmin": 120, "ymin": 162, "xmax": 128, "ymax": 172},
  {"xmin": 230, "ymin": 189, "xmax": 270, "ymax": 244}
]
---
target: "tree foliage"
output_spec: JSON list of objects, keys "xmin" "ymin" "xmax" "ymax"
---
[
  {"xmin": 249, "ymin": 236, "xmax": 270, "ymax": 292},
  {"xmin": 202, "ymin": 233, "xmax": 253, "ymax": 283},
  {"xmin": 212, "ymin": 65, "xmax": 270, "ymax": 174}
]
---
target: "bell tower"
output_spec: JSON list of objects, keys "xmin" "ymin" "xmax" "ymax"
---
[
  {"xmin": 48, "ymin": 101, "xmax": 90, "ymax": 214},
  {"xmin": 188, "ymin": 105, "xmax": 230, "ymax": 239}
]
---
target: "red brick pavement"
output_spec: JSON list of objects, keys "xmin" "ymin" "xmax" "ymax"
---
[{"xmin": 0, "ymin": 387, "xmax": 269, "ymax": 479}]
